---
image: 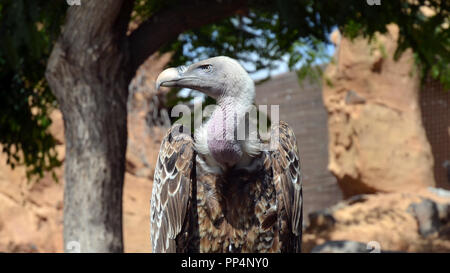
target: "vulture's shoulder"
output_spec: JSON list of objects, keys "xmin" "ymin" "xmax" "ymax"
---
[{"xmin": 150, "ymin": 124, "xmax": 195, "ymax": 253}]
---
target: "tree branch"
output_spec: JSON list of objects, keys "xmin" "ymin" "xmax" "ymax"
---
[{"xmin": 128, "ymin": 0, "xmax": 247, "ymax": 73}]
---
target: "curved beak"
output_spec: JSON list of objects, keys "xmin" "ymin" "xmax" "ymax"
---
[{"xmin": 155, "ymin": 67, "xmax": 181, "ymax": 90}]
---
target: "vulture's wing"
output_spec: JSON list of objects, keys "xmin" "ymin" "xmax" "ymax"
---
[
  {"xmin": 271, "ymin": 121, "xmax": 303, "ymax": 251},
  {"xmin": 150, "ymin": 124, "xmax": 195, "ymax": 253}
]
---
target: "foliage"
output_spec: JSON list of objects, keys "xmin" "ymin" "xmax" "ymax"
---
[
  {"xmin": 142, "ymin": 0, "xmax": 448, "ymax": 87},
  {"xmin": 0, "ymin": 0, "xmax": 66, "ymax": 180},
  {"xmin": 339, "ymin": 1, "xmax": 449, "ymax": 88}
]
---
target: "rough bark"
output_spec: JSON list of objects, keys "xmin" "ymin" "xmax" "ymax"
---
[{"xmin": 46, "ymin": 1, "xmax": 133, "ymax": 252}]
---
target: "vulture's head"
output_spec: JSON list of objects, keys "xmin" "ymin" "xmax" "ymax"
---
[
  {"xmin": 157, "ymin": 56, "xmax": 259, "ymax": 168},
  {"xmin": 156, "ymin": 56, "xmax": 254, "ymax": 102}
]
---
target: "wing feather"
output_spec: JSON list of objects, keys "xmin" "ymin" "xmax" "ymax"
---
[
  {"xmin": 271, "ymin": 121, "xmax": 303, "ymax": 249},
  {"xmin": 150, "ymin": 124, "xmax": 194, "ymax": 253}
]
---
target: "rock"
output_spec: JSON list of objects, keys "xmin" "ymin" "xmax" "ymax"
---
[
  {"xmin": 323, "ymin": 25, "xmax": 435, "ymax": 197},
  {"xmin": 311, "ymin": 240, "xmax": 371, "ymax": 253},
  {"xmin": 407, "ymin": 199, "xmax": 440, "ymax": 237},
  {"xmin": 303, "ymin": 189, "xmax": 450, "ymax": 253},
  {"xmin": 307, "ymin": 209, "xmax": 336, "ymax": 232},
  {"xmin": 428, "ymin": 187, "xmax": 450, "ymax": 198},
  {"xmin": 345, "ymin": 90, "xmax": 366, "ymax": 105},
  {"xmin": 437, "ymin": 203, "xmax": 450, "ymax": 223},
  {"xmin": 306, "ymin": 195, "xmax": 370, "ymax": 230}
]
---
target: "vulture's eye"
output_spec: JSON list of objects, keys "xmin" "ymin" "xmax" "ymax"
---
[{"xmin": 198, "ymin": 64, "xmax": 212, "ymax": 72}]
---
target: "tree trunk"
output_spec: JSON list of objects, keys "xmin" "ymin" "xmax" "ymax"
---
[{"xmin": 46, "ymin": 1, "xmax": 133, "ymax": 252}]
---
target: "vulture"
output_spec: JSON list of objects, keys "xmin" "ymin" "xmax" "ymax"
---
[{"xmin": 151, "ymin": 56, "xmax": 302, "ymax": 253}]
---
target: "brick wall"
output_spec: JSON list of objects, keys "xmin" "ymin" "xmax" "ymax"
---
[
  {"xmin": 254, "ymin": 72, "xmax": 343, "ymax": 218},
  {"xmin": 420, "ymin": 77, "xmax": 450, "ymax": 189}
]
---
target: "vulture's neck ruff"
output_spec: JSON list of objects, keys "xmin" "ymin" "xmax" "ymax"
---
[{"xmin": 156, "ymin": 56, "xmax": 260, "ymax": 170}]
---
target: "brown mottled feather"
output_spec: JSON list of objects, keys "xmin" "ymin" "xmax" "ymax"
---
[
  {"xmin": 150, "ymin": 121, "xmax": 302, "ymax": 252},
  {"xmin": 270, "ymin": 121, "xmax": 303, "ymax": 252},
  {"xmin": 150, "ymin": 124, "xmax": 194, "ymax": 252}
]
